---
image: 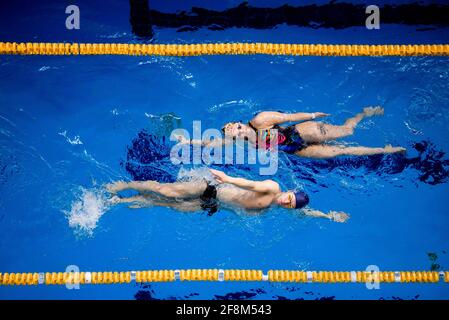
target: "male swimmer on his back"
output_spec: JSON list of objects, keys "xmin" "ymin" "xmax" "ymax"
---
[{"xmin": 106, "ymin": 169, "xmax": 349, "ymax": 223}]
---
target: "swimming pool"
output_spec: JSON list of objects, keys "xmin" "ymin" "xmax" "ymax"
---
[{"xmin": 1, "ymin": 0, "xmax": 449, "ymax": 300}]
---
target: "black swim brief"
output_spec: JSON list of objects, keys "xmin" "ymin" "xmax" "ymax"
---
[{"xmin": 200, "ymin": 183, "xmax": 218, "ymax": 216}]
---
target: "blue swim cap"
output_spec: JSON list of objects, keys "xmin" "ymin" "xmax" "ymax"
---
[{"xmin": 294, "ymin": 191, "xmax": 309, "ymax": 209}]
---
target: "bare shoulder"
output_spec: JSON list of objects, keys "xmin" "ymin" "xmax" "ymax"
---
[{"xmin": 262, "ymin": 179, "xmax": 281, "ymax": 192}]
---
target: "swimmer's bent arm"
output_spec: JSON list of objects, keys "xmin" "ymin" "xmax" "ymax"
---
[
  {"xmin": 301, "ymin": 207, "xmax": 350, "ymax": 223},
  {"xmin": 250, "ymin": 111, "xmax": 330, "ymax": 128},
  {"xmin": 210, "ymin": 169, "xmax": 278, "ymax": 193}
]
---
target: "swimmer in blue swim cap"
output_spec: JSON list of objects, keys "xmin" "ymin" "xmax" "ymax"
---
[{"xmin": 106, "ymin": 169, "xmax": 349, "ymax": 222}]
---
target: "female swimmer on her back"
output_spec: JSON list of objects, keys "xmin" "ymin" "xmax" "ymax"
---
[{"xmin": 176, "ymin": 106, "xmax": 406, "ymax": 159}]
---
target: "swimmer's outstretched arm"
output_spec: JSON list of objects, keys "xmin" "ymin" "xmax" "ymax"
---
[
  {"xmin": 210, "ymin": 169, "xmax": 278, "ymax": 193},
  {"xmin": 173, "ymin": 134, "xmax": 232, "ymax": 147},
  {"xmin": 250, "ymin": 111, "xmax": 330, "ymax": 128},
  {"xmin": 302, "ymin": 207, "xmax": 350, "ymax": 223}
]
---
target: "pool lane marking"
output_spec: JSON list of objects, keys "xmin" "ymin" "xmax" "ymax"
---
[{"xmin": 1, "ymin": 42, "xmax": 449, "ymax": 56}]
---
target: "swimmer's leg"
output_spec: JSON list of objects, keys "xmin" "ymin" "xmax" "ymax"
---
[
  {"xmin": 113, "ymin": 195, "xmax": 146, "ymax": 203},
  {"xmin": 297, "ymin": 106, "xmax": 384, "ymax": 143},
  {"xmin": 295, "ymin": 144, "xmax": 406, "ymax": 159},
  {"xmin": 343, "ymin": 106, "xmax": 384, "ymax": 130},
  {"xmin": 110, "ymin": 194, "xmax": 203, "ymax": 211},
  {"xmin": 107, "ymin": 195, "xmax": 151, "ymax": 208},
  {"xmin": 106, "ymin": 180, "xmax": 207, "ymax": 199}
]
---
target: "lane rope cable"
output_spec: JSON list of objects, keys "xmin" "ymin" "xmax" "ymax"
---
[
  {"xmin": 0, "ymin": 270, "xmax": 448, "ymax": 286},
  {"xmin": 0, "ymin": 42, "xmax": 448, "ymax": 56}
]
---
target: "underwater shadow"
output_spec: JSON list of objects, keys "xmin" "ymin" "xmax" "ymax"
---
[
  {"xmin": 122, "ymin": 130, "xmax": 449, "ymax": 187},
  {"xmin": 286, "ymin": 140, "xmax": 449, "ymax": 186},
  {"xmin": 129, "ymin": 0, "xmax": 449, "ymax": 39}
]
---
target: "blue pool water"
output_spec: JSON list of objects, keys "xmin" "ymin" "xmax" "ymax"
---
[{"xmin": 1, "ymin": 1, "xmax": 449, "ymax": 299}]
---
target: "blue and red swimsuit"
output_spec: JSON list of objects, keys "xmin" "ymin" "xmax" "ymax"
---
[{"xmin": 248, "ymin": 122, "xmax": 307, "ymax": 154}]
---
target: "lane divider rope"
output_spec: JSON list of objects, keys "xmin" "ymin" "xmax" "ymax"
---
[
  {"xmin": 0, "ymin": 270, "xmax": 447, "ymax": 286},
  {"xmin": 0, "ymin": 42, "xmax": 448, "ymax": 56}
]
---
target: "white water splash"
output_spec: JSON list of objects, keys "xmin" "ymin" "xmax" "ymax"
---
[
  {"xmin": 208, "ymin": 99, "xmax": 257, "ymax": 113},
  {"xmin": 58, "ymin": 130, "xmax": 83, "ymax": 145},
  {"xmin": 404, "ymin": 120, "xmax": 423, "ymax": 135},
  {"xmin": 144, "ymin": 112, "xmax": 181, "ymax": 120},
  {"xmin": 99, "ymin": 32, "xmax": 127, "ymax": 39},
  {"xmin": 65, "ymin": 188, "xmax": 110, "ymax": 236}
]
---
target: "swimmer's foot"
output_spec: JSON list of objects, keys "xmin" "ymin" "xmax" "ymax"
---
[
  {"xmin": 383, "ymin": 144, "xmax": 406, "ymax": 154},
  {"xmin": 328, "ymin": 211, "xmax": 350, "ymax": 223},
  {"xmin": 363, "ymin": 106, "xmax": 384, "ymax": 117},
  {"xmin": 105, "ymin": 181, "xmax": 128, "ymax": 194},
  {"xmin": 107, "ymin": 195, "xmax": 122, "ymax": 205},
  {"xmin": 128, "ymin": 204, "xmax": 145, "ymax": 209}
]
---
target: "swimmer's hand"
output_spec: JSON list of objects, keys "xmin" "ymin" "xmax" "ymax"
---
[
  {"xmin": 313, "ymin": 112, "xmax": 330, "ymax": 119},
  {"xmin": 328, "ymin": 211, "xmax": 350, "ymax": 223},
  {"xmin": 173, "ymin": 135, "xmax": 212, "ymax": 146},
  {"xmin": 210, "ymin": 169, "xmax": 230, "ymax": 184}
]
